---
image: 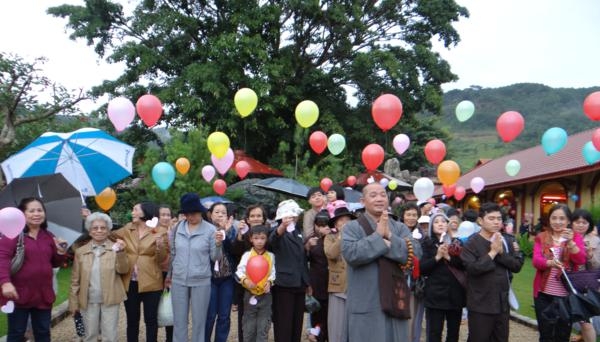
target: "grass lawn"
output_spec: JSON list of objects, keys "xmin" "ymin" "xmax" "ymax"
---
[
  {"xmin": 0, "ymin": 266, "xmax": 71, "ymax": 337},
  {"xmin": 511, "ymin": 256, "xmax": 536, "ymax": 319}
]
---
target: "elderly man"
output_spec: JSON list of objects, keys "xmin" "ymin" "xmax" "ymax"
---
[{"xmin": 342, "ymin": 183, "xmax": 422, "ymax": 342}]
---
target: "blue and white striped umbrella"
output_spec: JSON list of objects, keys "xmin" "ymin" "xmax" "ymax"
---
[{"xmin": 1, "ymin": 127, "xmax": 135, "ymax": 197}]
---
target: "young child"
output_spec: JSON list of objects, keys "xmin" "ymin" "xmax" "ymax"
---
[{"xmin": 236, "ymin": 225, "xmax": 276, "ymax": 342}]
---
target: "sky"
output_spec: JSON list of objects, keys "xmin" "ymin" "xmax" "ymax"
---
[{"xmin": 1, "ymin": 0, "xmax": 599, "ymax": 111}]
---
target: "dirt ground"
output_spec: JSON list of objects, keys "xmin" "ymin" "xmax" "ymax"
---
[{"xmin": 49, "ymin": 305, "xmax": 540, "ymax": 341}]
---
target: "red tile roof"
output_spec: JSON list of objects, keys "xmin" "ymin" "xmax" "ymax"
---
[
  {"xmin": 233, "ymin": 150, "xmax": 283, "ymax": 177},
  {"xmin": 453, "ymin": 129, "xmax": 600, "ymax": 191}
]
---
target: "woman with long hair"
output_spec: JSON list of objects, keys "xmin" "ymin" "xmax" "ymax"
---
[
  {"xmin": 0, "ymin": 197, "xmax": 68, "ymax": 342},
  {"xmin": 113, "ymin": 201, "xmax": 168, "ymax": 342},
  {"xmin": 533, "ymin": 204, "xmax": 586, "ymax": 341}
]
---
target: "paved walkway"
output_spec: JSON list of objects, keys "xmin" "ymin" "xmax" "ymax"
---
[{"xmin": 35, "ymin": 305, "xmax": 539, "ymax": 341}]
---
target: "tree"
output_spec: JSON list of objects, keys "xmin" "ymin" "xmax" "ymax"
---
[
  {"xmin": 0, "ymin": 53, "xmax": 88, "ymax": 156},
  {"xmin": 49, "ymin": 0, "xmax": 467, "ymax": 173}
]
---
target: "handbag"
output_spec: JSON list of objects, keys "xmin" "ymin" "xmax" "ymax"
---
[
  {"xmin": 560, "ymin": 268, "xmax": 599, "ymax": 323},
  {"xmin": 305, "ymin": 295, "xmax": 321, "ymax": 313},
  {"xmin": 446, "ymin": 263, "xmax": 467, "ymax": 289},
  {"xmin": 10, "ymin": 233, "xmax": 25, "ymax": 275},
  {"xmin": 157, "ymin": 289, "xmax": 173, "ymax": 327},
  {"xmin": 357, "ymin": 216, "xmax": 412, "ymax": 319},
  {"xmin": 562, "ymin": 269, "xmax": 600, "ymax": 292}
]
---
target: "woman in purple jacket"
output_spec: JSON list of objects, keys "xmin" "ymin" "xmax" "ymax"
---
[{"xmin": 0, "ymin": 197, "xmax": 68, "ymax": 342}]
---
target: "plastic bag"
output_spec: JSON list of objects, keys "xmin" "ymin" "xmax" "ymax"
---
[
  {"xmin": 157, "ymin": 290, "xmax": 173, "ymax": 327},
  {"xmin": 305, "ymin": 295, "xmax": 321, "ymax": 314}
]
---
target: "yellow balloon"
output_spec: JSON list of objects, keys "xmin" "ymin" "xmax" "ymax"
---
[
  {"xmin": 175, "ymin": 157, "xmax": 191, "ymax": 175},
  {"xmin": 234, "ymin": 88, "xmax": 258, "ymax": 118},
  {"xmin": 388, "ymin": 180, "xmax": 398, "ymax": 190},
  {"xmin": 95, "ymin": 187, "xmax": 117, "ymax": 212},
  {"xmin": 207, "ymin": 132, "xmax": 230, "ymax": 158},
  {"xmin": 295, "ymin": 100, "xmax": 319, "ymax": 128},
  {"xmin": 437, "ymin": 160, "xmax": 461, "ymax": 186}
]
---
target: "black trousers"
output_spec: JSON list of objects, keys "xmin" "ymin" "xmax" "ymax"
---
[
  {"xmin": 272, "ymin": 286, "xmax": 305, "ymax": 342},
  {"xmin": 534, "ymin": 292, "xmax": 572, "ymax": 342},
  {"xmin": 310, "ymin": 297, "xmax": 329, "ymax": 342},
  {"xmin": 426, "ymin": 307, "xmax": 462, "ymax": 342},
  {"xmin": 124, "ymin": 281, "xmax": 162, "ymax": 342},
  {"xmin": 467, "ymin": 310, "xmax": 509, "ymax": 342}
]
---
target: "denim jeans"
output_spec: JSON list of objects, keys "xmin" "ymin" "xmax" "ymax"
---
[
  {"xmin": 205, "ymin": 276, "xmax": 235, "ymax": 342},
  {"xmin": 7, "ymin": 307, "xmax": 51, "ymax": 342}
]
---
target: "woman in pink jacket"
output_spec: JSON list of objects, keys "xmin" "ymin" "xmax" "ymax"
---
[{"xmin": 532, "ymin": 203, "xmax": 586, "ymax": 341}]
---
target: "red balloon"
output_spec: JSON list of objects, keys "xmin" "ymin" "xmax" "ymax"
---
[
  {"xmin": 583, "ymin": 91, "xmax": 600, "ymax": 121},
  {"xmin": 347, "ymin": 175, "xmax": 357, "ymax": 187},
  {"xmin": 213, "ymin": 179, "xmax": 227, "ymax": 195},
  {"xmin": 320, "ymin": 177, "xmax": 333, "ymax": 192},
  {"xmin": 235, "ymin": 161, "xmax": 250, "ymax": 179},
  {"xmin": 136, "ymin": 94, "xmax": 163, "ymax": 127},
  {"xmin": 309, "ymin": 131, "xmax": 328, "ymax": 155},
  {"xmin": 424, "ymin": 139, "xmax": 446, "ymax": 165},
  {"xmin": 247, "ymin": 255, "xmax": 269, "ymax": 283},
  {"xmin": 454, "ymin": 186, "xmax": 466, "ymax": 201},
  {"xmin": 372, "ymin": 94, "xmax": 403, "ymax": 132},
  {"xmin": 592, "ymin": 128, "xmax": 600, "ymax": 151},
  {"xmin": 361, "ymin": 144, "xmax": 385, "ymax": 171},
  {"xmin": 496, "ymin": 111, "xmax": 524, "ymax": 143},
  {"xmin": 443, "ymin": 184, "xmax": 456, "ymax": 197}
]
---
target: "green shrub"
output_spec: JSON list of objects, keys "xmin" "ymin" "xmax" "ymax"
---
[{"xmin": 517, "ymin": 233, "xmax": 533, "ymax": 257}]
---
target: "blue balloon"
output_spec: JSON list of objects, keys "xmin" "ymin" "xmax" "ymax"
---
[
  {"xmin": 582, "ymin": 141, "xmax": 600, "ymax": 165},
  {"xmin": 152, "ymin": 162, "xmax": 176, "ymax": 190},
  {"xmin": 571, "ymin": 194, "xmax": 579, "ymax": 202},
  {"xmin": 541, "ymin": 127, "xmax": 568, "ymax": 156}
]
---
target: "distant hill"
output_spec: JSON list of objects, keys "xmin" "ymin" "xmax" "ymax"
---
[{"xmin": 436, "ymin": 83, "xmax": 600, "ymax": 171}]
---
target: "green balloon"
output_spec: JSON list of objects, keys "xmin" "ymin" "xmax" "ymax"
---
[
  {"xmin": 455, "ymin": 100, "xmax": 475, "ymax": 122},
  {"xmin": 505, "ymin": 159, "xmax": 521, "ymax": 177},
  {"xmin": 327, "ymin": 134, "xmax": 346, "ymax": 155}
]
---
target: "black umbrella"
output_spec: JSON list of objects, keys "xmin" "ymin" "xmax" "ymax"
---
[
  {"xmin": 253, "ymin": 177, "xmax": 310, "ymax": 199},
  {"xmin": 0, "ymin": 174, "xmax": 83, "ymax": 246}
]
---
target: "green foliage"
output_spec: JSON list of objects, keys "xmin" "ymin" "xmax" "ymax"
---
[
  {"xmin": 517, "ymin": 233, "xmax": 533, "ymax": 258},
  {"xmin": 48, "ymin": 0, "xmax": 468, "ymax": 173},
  {"xmin": 439, "ymin": 83, "xmax": 600, "ymax": 170},
  {"xmin": 511, "ymin": 257, "xmax": 536, "ymax": 319}
]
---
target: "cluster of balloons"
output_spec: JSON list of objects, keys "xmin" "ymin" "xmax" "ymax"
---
[
  {"xmin": 107, "ymin": 94, "xmax": 163, "ymax": 132},
  {"xmin": 308, "ymin": 132, "xmax": 346, "ymax": 156},
  {"xmin": 0, "ymin": 207, "xmax": 26, "ymax": 239}
]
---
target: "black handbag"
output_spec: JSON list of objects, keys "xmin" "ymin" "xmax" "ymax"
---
[{"xmin": 561, "ymin": 268, "xmax": 599, "ymax": 323}]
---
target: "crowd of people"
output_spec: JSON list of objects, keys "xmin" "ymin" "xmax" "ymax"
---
[{"xmin": 1, "ymin": 183, "xmax": 600, "ymax": 342}]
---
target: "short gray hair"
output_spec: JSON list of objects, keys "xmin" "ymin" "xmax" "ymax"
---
[{"xmin": 84, "ymin": 212, "xmax": 113, "ymax": 231}]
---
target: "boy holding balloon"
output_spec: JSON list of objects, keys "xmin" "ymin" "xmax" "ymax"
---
[{"xmin": 235, "ymin": 225, "xmax": 276, "ymax": 342}]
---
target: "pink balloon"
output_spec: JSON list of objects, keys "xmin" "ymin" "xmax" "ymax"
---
[
  {"xmin": 470, "ymin": 177, "xmax": 485, "ymax": 194},
  {"xmin": 211, "ymin": 148, "xmax": 234, "ymax": 175},
  {"xmin": 496, "ymin": 111, "xmax": 524, "ymax": 143},
  {"xmin": 592, "ymin": 128, "xmax": 600, "ymax": 151},
  {"xmin": 392, "ymin": 134, "xmax": 410, "ymax": 155},
  {"xmin": 107, "ymin": 97, "xmax": 135, "ymax": 132},
  {"xmin": 0, "ymin": 207, "xmax": 26, "ymax": 239},
  {"xmin": 454, "ymin": 186, "xmax": 466, "ymax": 201},
  {"xmin": 201, "ymin": 165, "xmax": 216, "ymax": 182},
  {"xmin": 136, "ymin": 94, "xmax": 163, "ymax": 127}
]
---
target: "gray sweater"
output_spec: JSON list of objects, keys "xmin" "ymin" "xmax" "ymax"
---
[{"xmin": 170, "ymin": 220, "xmax": 222, "ymax": 287}]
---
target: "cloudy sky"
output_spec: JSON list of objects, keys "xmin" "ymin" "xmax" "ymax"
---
[{"xmin": 1, "ymin": 0, "xmax": 599, "ymax": 101}]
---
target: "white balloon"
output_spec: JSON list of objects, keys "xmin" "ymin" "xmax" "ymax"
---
[{"xmin": 413, "ymin": 177, "xmax": 434, "ymax": 203}]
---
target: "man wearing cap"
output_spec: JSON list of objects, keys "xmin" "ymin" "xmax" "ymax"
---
[
  {"xmin": 304, "ymin": 187, "xmax": 326, "ymax": 238},
  {"xmin": 342, "ymin": 183, "xmax": 422, "ymax": 342},
  {"xmin": 269, "ymin": 199, "xmax": 310, "ymax": 342}
]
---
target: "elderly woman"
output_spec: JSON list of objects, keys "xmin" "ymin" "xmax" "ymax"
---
[
  {"xmin": 0, "ymin": 197, "xmax": 68, "ymax": 342},
  {"xmin": 269, "ymin": 199, "xmax": 309, "ymax": 342},
  {"xmin": 69, "ymin": 212, "xmax": 128, "ymax": 342},
  {"xmin": 113, "ymin": 201, "xmax": 169, "ymax": 342}
]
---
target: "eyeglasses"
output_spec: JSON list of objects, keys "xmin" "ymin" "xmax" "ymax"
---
[{"xmin": 90, "ymin": 226, "xmax": 108, "ymax": 231}]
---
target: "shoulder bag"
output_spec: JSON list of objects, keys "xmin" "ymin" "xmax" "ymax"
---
[
  {"xmin": 10, "ymin": 233, "xmax": 25, "ymax": 275},
  {"xmin": 357, "ymin": 216, "xmax": 412, "ymax": 319}
]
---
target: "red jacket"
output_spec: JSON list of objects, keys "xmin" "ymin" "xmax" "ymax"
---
[{"xmin": 0, "ymin": 229, "xmax": 67, "ymax": 309}]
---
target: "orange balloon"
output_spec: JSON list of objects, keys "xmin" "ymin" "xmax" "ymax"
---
[
  {"xmin": 175, "ymin": 157, "xmax": 191, "ymax": 175},
  {"xmin": 95, "ymin": 187, "xmax": 117, "ymax": 211},
  {"xmin": 437, "ymin": 160, "xmax": 461, "ymax": 186}
]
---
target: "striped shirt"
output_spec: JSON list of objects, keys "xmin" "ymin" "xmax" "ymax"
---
[{"xmin": 542, "ymin": 244, "xmax": 568, "ymax": 297}]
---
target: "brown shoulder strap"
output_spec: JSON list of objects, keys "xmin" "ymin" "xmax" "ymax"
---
[{"xmin": 358, "ymin": 215, "xmax": 374, "ymax": 236}]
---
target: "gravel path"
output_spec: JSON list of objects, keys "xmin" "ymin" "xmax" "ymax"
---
[{"xmin": 49, "ymin": 306, "xmax": 539, "ymax": 341}]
